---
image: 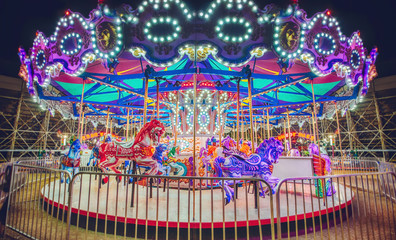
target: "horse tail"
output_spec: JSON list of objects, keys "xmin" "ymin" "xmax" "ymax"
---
[{"xmin": 213, "ymin": 157, "xmax": 223, "ymax": 177}]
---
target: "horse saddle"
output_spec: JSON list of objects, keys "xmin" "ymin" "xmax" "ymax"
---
[
  {"xmin": 114, "ymin": 139, "xmax": 134, "ymax": 149},
  {"xmin": 231, "ymin": 154, "xmax": 261, "ymax": 165}
]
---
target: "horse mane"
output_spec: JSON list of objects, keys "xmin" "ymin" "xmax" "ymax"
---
[
  {"xmin": 134, "ymin": 120, "xmax": 163, "ymax": 144},
  {"xmin": 213, "ymin": 157, "xmax": 223, "ymax": 177}
]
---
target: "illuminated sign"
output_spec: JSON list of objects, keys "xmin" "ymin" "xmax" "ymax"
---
[{"xmin": 276, "ymin": 132, "xmax": 314, "ymax": 141}]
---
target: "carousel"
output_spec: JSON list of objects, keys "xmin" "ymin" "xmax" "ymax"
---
[{"xmin": 18, "ymin": 0, "xmax": 377, "ymax": 237}]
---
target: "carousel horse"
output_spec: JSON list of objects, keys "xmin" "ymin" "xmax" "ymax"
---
[
  {"xmin": 198, "ymin": 136, "xmax": 242, "ymax": 176},
  {"xmin": 213, "ymin": 137, "xmax": 284, "ymax": 204},
  {"xmin": 239, "ymin": 140, "xmax": 252, "ymax": 157},
  {"xmin": 60, "ymin": 139, "xmax": 82, "ymax": 183},
  {"xmin": 87, "ymin": 141, "xmax": 100, "ymax": 167},
  {"xmin": 152, "ymin": 143, "xmax": 168, "ymax": 175},
  {"xmin": 162, "ymin": 145, "xmax": 187, "ymax": 176},
  {"xmin": 309, "ymin": 143, "xmax": 336, "ymax": 197},
  {"xmin": 98, "ymin": 119, "xmax": 165, "ymax": 184}
]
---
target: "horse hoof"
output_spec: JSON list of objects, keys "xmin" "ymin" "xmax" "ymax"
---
[
  {"xmin": 102, "ymin": 177, "xmax": 108, "ymax": 184},
  {"xmin": 224, "ymin": 197, "xmax": 230, "ymax": 205}
]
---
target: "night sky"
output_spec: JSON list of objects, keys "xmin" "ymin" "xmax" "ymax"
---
[{"xmin": 1, "ymin": 0, "xmax": 395, "ymax": 78}]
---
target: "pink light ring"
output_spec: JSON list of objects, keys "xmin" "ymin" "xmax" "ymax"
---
[
  {"xmin": 345, "ymin": 32, "xmax": 366, "ymax": 86},
  {"xmin": 50, "ymin": 11, "xmax": 93, "ymax": 76},
  {"xmin": 303, "ymin": 11, "xmax": 347, "ymax": 75},
  {"xmin": 18, "ymin": 48, "xmax": 36, "ymax": 96},
  {"xmin": 361, "ymin": 47, "xmax": 378, "ymax": 95},
  {"xmin": 30, "ymin": 32, "xmax": 51, "ymax": 87}
]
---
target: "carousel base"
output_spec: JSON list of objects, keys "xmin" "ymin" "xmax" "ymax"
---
[{"xmin": 41, "ymin": 177, "xmax": 352, "ymax": 238}]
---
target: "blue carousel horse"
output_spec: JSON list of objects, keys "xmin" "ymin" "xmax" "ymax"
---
[
  {"xmin": 60, "ymin": 139, "xmax": 81, "ymax": 183},
  {"xmin": 213, "ymin": 137, "xmax": 284, "ymax": 205},
  {"xmin": 87, "ymin": 142, "xmax": 100, "ymax": 167}
]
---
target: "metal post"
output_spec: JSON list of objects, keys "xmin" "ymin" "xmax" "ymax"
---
[
  {"xmin": 9, "ymin": 81, "xmax": 24, "ymax": 161},
  {"xmin": 334, "ymin": 102, "xmax": 344, "ymax": 170},
  {"xmin": 346, "ymin": 110, "xmax": 354, "ymax": 151},
  {"xmin": 266, "ymin": 109, "xmax": 270, "ymax": 138},
  {"xmin": 193, "ymin": 66, "xmax": 197, "ymax": 220},
  {"xmin": 283, "ymin": 118, "xmax": 287, "ymax": 150},
  {"xmin": 237, "ymin": 80, "xmax": 240, "ymax": 149},
  {"xmin": 105, "ymin": 107, "xmax": 110, "ymax": 137},
  {"xmin": 373, "ymin": 84, "xmax": 388, "ymax": 160},
  {"xmin": 286, "ymin": 107, "xmax": 291, "ymax": 147},
  {"xmin": 174, "ymin": 92, "xmax": 179, "ymax": 146},
  {"xmin": 311, "ymin": 111, "xmax": 316, "ymax": 143},
  {"xmin": 79, "ymin": 111, "xmax": 85, "ymax": 141},
  {"xmin": 247, "ymin": 77, "xmax": 254, "ymax": 152},
  {"xmin": 126, "ymin": 109, "xmax": 130, "ymax": 141},
  {"xmin": 217, "ymin": 91, "xmax": 222, "ymax": 147},
  {"xmin": 143, "ymin": 77, "xmax": 149, "ymax": 125},
  {"xmin": 43, "ymin": 110, "xmax": 50, "ymax": 150},
  {"xmin": 77, "ymin": 80, "xmax": 85, "ymax": 138},
  {"xmin": 262, "ymin": 111, "xmax": 265, "ymax": 141},
  {"xmin": 156, "ymin": 79, "xmax": 160, "ymax": 120}
]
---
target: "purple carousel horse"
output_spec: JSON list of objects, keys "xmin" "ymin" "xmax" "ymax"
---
[{"xmin": 213, "ymin": 137, "xmax": 284, "ymax": 204}]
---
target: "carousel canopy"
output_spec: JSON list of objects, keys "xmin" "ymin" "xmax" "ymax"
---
[{"xmin": 18, "ymin": 0, "xmax": 378, "ymax": 131}]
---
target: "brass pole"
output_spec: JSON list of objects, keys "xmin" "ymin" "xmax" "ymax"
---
[
  {"xmin": 217, "ymin": 91, "xmax": 222, "ymax": 147},
  {"xmin": 262, "ymin": 111, "xmax": 265, "ymax": 141},
  {"xmin": 80, "ymin": 112, "xmax": 85, "ymax": 141},
  {"xmin": 174, "ymin": 92, "xmax": 179, "ymax": 147},
  {"xmin": 77, "ymin": 80, "xmax": 85, "ymax": 138},
  {"xmin": 105, "ymin": 107, "xmax": 110, "ymax": 137},
  {"xmin": 283, "ymin": 118, "xmax": 287, "ymax": 150},
  {"xmin": 236, "ymin": 80, "xmax": 240, "ymax": 149},
  {"xmin": 311, "ymin": 111, "xmax": 316, "ymax": 143},
  {"xmin": 109, "ymin": 117, "xmax": 113, "ymax": 136},
  {"xmin": 156, "ymin": 79, "xmax": 160, "ymax": 120},
  {"xmin": 334, "ymin": 101, "xmax": 344, "ymax": 170},
  {"xmin": 286, "ymin": 107, "xmax": 292, "ymax": 148},
  {"xmin": 266, "ymin": 109, "xmax": 270, "ymax": 138},
  {"xmin": 143, "ymin": 77, "xmax": 149, "ymax": 125},
  {"xmin": 247, "ymin": 78, "xmax": 254, "ymax": 152},
  {"xmin": 193, "ymin": 67, "xmax": 197, "ymax": 221},
  {"xmin": 126, "ymin": 109, "xmax": 130, "ymax": 141},
  {"xmin": 241, "ymin": 114, "xmax": 245, "ymax": 142},
  {"xmin": 130, "ymin": 108, "xmax": 134, "ymax": 139},
  {"xmin": 308, "ymin": 116, "xmax": 312, "ymax": 143},
  {"xmin": 83, "ymin": 115, "xmax": 88, "ymax": 142}
]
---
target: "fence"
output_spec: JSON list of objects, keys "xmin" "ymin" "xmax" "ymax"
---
[
  {"xmin": 331, "ymin": 157, "xmax": 380, "ymax": 173},
  {"xmin": 4, "ymin": 162, "xmax": 396, "ymax": 239}
]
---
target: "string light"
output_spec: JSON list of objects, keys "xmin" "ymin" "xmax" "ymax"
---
[
  {"xmin": 60, "ymin": 33, "xmax": 83, "ymax": 55},
  {"xmin": 144, "ymin": 17, "xmax": 181, "ymax": 43},
  {"xmin": 314, "ymin": 33, "xmax": 336, "ymax": 55},
  {"xmin": 215, "ymin": 17, "xmax": 252, "ymax": 43}
]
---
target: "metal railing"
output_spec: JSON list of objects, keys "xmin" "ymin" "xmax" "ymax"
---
[
  {"xmin": 331, "ymin": 157, "xmax": 380, "ymax": 173},
  {"xmin": 379, "ymin": 161, "xmax": 396, "ymax": 174},
  {"xmin": 6, "ymin": 164, "xmax": 71, "ymax": 239},
  {"xmin": 275, "ymin": 172, "xmax": 396, "ymax": 239},
  {"xmin": 4, "ymin": 163, "xmax": 396, "ymax": 240}
]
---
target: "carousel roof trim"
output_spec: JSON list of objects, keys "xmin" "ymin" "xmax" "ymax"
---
[{"xmin": 18, "ymin": 0, "xmax": 378, "ymax": 127}]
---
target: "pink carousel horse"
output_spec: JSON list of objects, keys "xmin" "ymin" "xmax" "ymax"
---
[{"xmin": 98, "ymin": 119, "xmax": 165, "ymax": 184}]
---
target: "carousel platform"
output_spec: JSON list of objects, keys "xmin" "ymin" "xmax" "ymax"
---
[{"xmin": 41, "ymin": 176, "xmax": 353, "ymax": 237}]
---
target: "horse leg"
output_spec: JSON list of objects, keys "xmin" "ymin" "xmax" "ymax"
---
[
  {"xmin": 109, "ymin": 161, "xmax": 123, "ymax": 182},
  {"xmin": 220, "ymin": 180, "xmax": 234, "ymax": 205},
  {"xmin": 99, "ymin": 158, "xmax": 110, "ymax": 184},
  {"xmin": 60, "ymin": 164, "xmax": 65, "ymax": 183},
  {"xmin": 73, "ymin": 167, "xmax": 80, "ymax": 182}
]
